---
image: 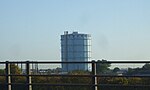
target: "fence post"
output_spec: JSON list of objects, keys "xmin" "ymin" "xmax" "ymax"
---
[
  {"xmin": 92, "ymin": 60, "xmax": 97, "ymax": 90},
  {"xmin": 26, "ymin": 61, "xmax": 32, "ymax": 90},
  {"xmin": 6, "ymin": 61, "xmax": 11, "ymax": 90}
]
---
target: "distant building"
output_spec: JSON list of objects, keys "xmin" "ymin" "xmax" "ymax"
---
[{"xmin": 61, "ymin": 31, "xmax": 91, "ymax": 72}]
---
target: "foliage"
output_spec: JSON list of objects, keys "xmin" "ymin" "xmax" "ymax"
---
[
  {"xmin": 9, "ymin": 64, "xmax": 26, "ymax": 83},
  {"xmin": 0, "ymin": 76, "xmax": 5, "ymax": 83},
  {"xmin": 126, "ymin": 63, "xmax": 150, "ymax": 75},
  {"xmin": 107, "ymin": 77, "xmax": 128, "ymax": 85},
  {"xmin": 128, "ymin": 78, "xmax": 143, "ymax": 85},
  {"xmin": 96, "ymin": 60, "xmax": 111, "ymax": 74},
  {"xmin": 113, "ymin": 67, "xmax": 120, "ymax": 73},
  {"xmin": 10, "ymin": 64, "xmax": 22, "ymax": 74},
  {"xmin": 0, "ymin": 69, "xmax": 5, "ymax": 74},
  {"xmin": 69, "ymin": 70, "xmax": 90, "ymax": 75},
  {"xmin": 142, "ymin": 63, "xmax": 150, "ymax": 70}
]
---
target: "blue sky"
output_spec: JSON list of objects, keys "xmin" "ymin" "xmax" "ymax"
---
[{"xmin": 0, "ymin": 0, "xmax": 150, "ymax": 61}]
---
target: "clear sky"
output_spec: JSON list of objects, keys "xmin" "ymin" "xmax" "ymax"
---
[{"xmin": 0, "ymin": 0, "xmax": 150, "ymax": 61}]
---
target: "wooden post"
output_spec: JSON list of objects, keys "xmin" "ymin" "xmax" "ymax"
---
[
  {"xmin": 6, "ymin": 61, "xmax": 11, "ymax": 90},
  {"xmin": 92, "ymin": 60, "xmax": 97, "ymax": 90},
  {"xmin": 26, "ymin": 61, "xmax": 32, "ymax": 90}
]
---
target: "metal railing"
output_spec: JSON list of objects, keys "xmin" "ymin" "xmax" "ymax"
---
[{"xmin": 0, "ymin": 60, "xmax": 150, "ymax": 90}]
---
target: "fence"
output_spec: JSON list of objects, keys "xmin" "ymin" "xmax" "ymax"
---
[{"xmin": 0, "ymin": 60, "xmax": 150, "ymax": 90}]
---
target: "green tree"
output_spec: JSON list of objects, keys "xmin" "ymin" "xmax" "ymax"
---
[
  {"xmin": 10, "ymin": 64, "xmax": 21, "ymax": 74},
  {"xmin": 113, "ymin": 67, "xmax": 120, "ymax": 73},
  {"xmin": 10, "ymin": 64, "xmax": 26, "ymax": 83},
  {"xmin": 0, "ymin": 69, "xmax": 5, "ymax": 83},
  {"xmin": 142, "ymin": 63, "xmax": 150, "ymax": 70},
  {"xmin": 0, "ymin": 69, "xmax": 5, "ymax": 84},
  {"xmin": 0, "ymin": 69, "xmax": 5, "ymax": 74},
  {"xmin": 96, "ymin": 60, "xmax": 111, "ymax": 74}
]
